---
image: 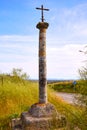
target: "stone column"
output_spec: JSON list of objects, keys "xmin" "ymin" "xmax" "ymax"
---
[
  {"xmin": 36, "ymin": 22, "xmax": 49, "ymax": 104},
  {"xmin": 11, "ymin": 12, "xmax": 66, "ymax": 130}
]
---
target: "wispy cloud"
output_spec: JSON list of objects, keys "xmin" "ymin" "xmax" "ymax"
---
[
  {"xmin": 48, "ymin": 3, "xmax": 87, "ymax": 43},
  {"xmin": 0, "ymin": 35, "xmax": 37, "ymax": 42},
  {"xmin": 0, "ymin": 35, "xmax": 38, "ymax": 78},
  {"xmin": 0, "ymin": 33, "xmax": 86, "ymax": 79},
  {"xmin": 47, "ymin": 44, "xmax": 86, "ymax": 79}
]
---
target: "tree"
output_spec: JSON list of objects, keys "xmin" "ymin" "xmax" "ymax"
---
[
  {"xmin": 79, "ymin": 46, "xmax": 87, "ymax": 94},
  {"xmin": 77, "ymin": 47, "xmax": 87, "ymax": 129},
  {"xmin": 78, "ymin": 67, "xmax": 87, "ymax": 95},
  {"xmin": 11, "ymin": 68, "xmax": 29, "ymax": 80}
]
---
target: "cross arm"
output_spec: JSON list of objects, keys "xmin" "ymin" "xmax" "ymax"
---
[{"xmin": 36, "ymin": 7, "xmax": 49, "ymax": 11}]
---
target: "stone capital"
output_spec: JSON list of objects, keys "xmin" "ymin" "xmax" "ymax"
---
[{"xmin": 36, "ymin": 22, "xmax": 49, "ymax": 30}]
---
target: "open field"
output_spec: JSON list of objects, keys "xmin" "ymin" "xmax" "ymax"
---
[{"xmin": 0, "ymin": 75, "xmax": 87, "ymax": 130}]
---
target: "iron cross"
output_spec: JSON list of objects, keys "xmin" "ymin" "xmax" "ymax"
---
[{"xmin": 36, "ymin": 5, "xmax": 49, "ymax": 22}]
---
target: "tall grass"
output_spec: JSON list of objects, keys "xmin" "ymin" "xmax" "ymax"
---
[
  {"xmin": 0, "ymin": 75, "xmax": 38, "ymax": 129},
  {"xmin": 0, "ymin": 76, "xmax": 87, "ymax": 130},
  {"xmin": 48, "ymin": 89, "xmax": 87, "ymax": 130}
]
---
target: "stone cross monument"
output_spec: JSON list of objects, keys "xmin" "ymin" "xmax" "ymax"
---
[
  {"xmin": 12, "ymin": 5, "xmax": 65, "ymax": 130},
  {"xmin": 36, "ymin": 5, "xmax": 49, "ymax": 104}
]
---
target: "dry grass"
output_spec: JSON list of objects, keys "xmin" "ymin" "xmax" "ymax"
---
[
  {"xmin": 0, "ymin": 77, "xmax": 38, "ymax": 129},
  {"xmin": 0, "ymin": 77, "xmax": 86, "ymax": 130}
]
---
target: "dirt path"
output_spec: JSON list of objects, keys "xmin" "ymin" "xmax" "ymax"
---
[{"xmin": 56, "ymin": 92, "xmax": 78, "ymax": 104}]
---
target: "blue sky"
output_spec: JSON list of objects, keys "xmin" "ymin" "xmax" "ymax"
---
[{"xmin": 0, "ymin": 0, "xmax": 87, "ymax": 79}]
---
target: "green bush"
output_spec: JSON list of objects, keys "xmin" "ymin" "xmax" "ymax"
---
[{"xmin": 48, "ymin": 81, "xmax": 79, "ymax": 93}]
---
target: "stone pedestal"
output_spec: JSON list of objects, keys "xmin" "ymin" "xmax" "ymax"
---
[
  {"xmin": 29, "ymin": 103, "xmax": 57, "ymax": 117},
  {"xmin": 12, "ymin": 103, "xmax": 66, "ymax": 130}
]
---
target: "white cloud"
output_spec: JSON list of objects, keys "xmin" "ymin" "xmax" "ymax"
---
[
  {"xmin": 0, "ymin": 35, "xmax": 37, "ymax": 42},
  {"xmin": 0, "ymin": 35, "xmax": 38, "ymax": 79},
  {"xmin": 0, "ymin": 34, "xmax": 86, "ymax": 79},
  {"xmin": 48, "ymin": 3, "xmax": 87, "ymax": 43},
  {"xmin": 47, "ymin": 44, "xmax": 86, "ymax": 79}
]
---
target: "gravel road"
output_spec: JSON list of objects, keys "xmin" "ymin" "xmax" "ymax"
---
[{"xmin": 56, "ymin": 92, "xmax": 78, "ymax": 104}]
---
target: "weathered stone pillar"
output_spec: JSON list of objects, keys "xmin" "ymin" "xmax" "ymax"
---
[
  {"xmin": 11, "ymin": 5, "xmax": 66, "ymax": 130},
  {"xmin": 36, "ymin": 22, "xmax": 49, "ymax": 104}
]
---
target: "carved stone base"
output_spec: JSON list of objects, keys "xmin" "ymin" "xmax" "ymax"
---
[
  {"xmin": 21, "ymin": 112, "xmax": 65, "ymax": 130},
  {"xmin": 29, "ymin": 103, "xmax": 58, "ymax": 117},
  {"xmin": 12, "ymin": 103, "xmax": 66, "ymax": 130}
]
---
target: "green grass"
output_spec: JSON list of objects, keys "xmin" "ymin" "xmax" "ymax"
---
[
  {"xmin": 48, "ymin": 89, "xmax": 87, "ymax": 130},
  {"xmin": 0, "ymin": 76, "xmax": 87, "ymax": 130},
  {"xmin": 48, "ymin": 81, "xmax": 81, "ymax": 93},
  {"xmin": 0, "ymin": 75, "xmax": 38, "ymax": 129}
]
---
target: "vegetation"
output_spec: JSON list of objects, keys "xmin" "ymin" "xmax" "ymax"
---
[
  {"xmin": 49, "ymin": 91, "xmax": 86, "ymax": 130},
  {"xmin": 0, "ymin": 68, "xmax": 87, "ymax": 130},
  {"xmin": 48, "ymin": 80, "xmax": 80, "ymax": 93},
  {"xmin": 11, "ymin": 68, "xmax": 29, "ymax": 80},
  {"xmin": 0, "ymin": 69, "xmax": 38, "ymax": 130},
  {"xmin": 76, "ymin": 47, "xmax": 87, "ymax": 129}
]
